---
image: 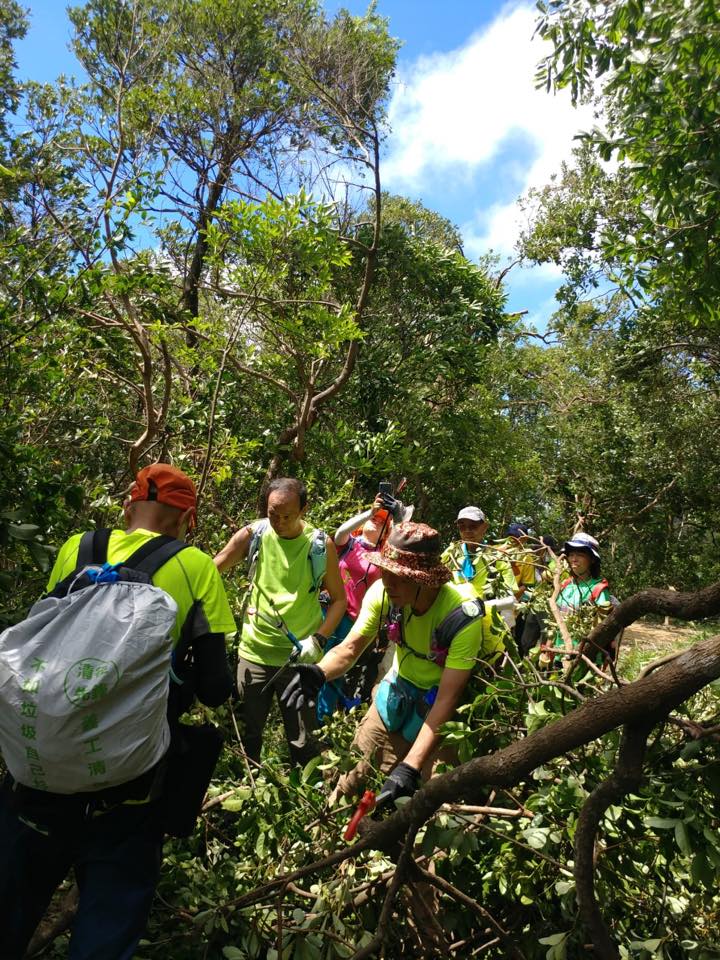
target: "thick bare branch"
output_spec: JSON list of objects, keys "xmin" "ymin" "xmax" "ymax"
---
[
  {"xmin": 355, "ymin": 631, "xmax": 720, "ymax": 853},
  {"xmin": 586, "ymin": 579, "xmax": 720, "ymax": 655},
  {"xmin": 574, "ymin": 721, "xmax": 654, "ymax": 960},
  {"xmin": 226, "ymin": 630, "xmax": 720, "ymax": 915}
]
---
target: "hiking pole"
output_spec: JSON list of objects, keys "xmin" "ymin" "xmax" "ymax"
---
[
  {"xmin": 250, "ymin": 569, "xmax": 348, "ymax": 704},
  {"xmin": 248, "ymin": 601, "xmax": 337, "ymax": 701},
  {"xmin": 249, "ymin": 605, "xmax": 302, "ymax": 696}
]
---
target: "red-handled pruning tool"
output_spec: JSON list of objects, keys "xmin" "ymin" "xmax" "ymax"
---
[{"xmin": 344, "ymin": 789, "xmax": 376, "ymax": 841}]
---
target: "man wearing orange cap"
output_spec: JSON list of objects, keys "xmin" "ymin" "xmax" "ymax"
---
[{"xmin": 0, "ymin": 463, "xmax": 235, "ymax": 960}]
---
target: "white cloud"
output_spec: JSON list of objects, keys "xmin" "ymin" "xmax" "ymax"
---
[{"xmin": 383, "ymin": 2, "xmax": 596, "ymax": 259}]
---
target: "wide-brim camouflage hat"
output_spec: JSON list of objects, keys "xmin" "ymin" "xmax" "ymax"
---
[{"xmin": 366, "ymin": 521, "xmax": 452, "ymax": 587}]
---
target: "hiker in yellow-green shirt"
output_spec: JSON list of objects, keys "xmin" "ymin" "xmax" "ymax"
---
[
  {"xmin": 442, "ymin": 506, "xmax": 518, "ymax": 603},
  {"xmin": 280, "ymin": 522, "xmax": 503, "ymax": 805},
  {"xmin": 214, "ymin": 477, "xmax": 346, "ymax": 766}
]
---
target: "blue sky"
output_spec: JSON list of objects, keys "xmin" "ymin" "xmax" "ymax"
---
[{"xmin": 14, "ymin": 1, "xmax": 592, "ymax": 329}]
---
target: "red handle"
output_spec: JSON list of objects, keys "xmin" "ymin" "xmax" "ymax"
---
[{"xmin": 344, "ymin": 790, "xmax": 376, "ymax": 841}]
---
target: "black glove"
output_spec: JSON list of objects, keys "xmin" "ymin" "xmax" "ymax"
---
[
  {"xmin": 376, "ymin": 761, "xmax": 421, "ymax": 808},
  {"xmin": 280, "ymin": 664, "xmax": 326, "ymax": 710},
  {"xmin": 380, "ymin": 493, "xmax": 405, "ymax": 523}
]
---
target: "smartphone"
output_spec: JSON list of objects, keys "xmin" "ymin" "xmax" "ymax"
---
[{"xmin": 378, "ymin": 481, "xmax": 393, "ymax": 496}]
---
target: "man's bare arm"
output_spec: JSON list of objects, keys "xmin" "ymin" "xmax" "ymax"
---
[
  {"xmin": 317, "ymin": 626, "xmax": 375, "ymax": 678},
  {"xmin": 316, "ymin": 538, "xmax": 347, "ymax": 637},
  {"xmin": 213, "ymin": 524, "xmax": 253, "ymax": 573}
]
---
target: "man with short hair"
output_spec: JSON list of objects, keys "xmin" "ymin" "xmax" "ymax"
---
[
  {"xmin": 442, "ymin": 506, "xmax": 518, "ymax": 601},
  {"xmin": 281, "ymin": 522, "xmax": 504, "ymax": 803},
  {"xmin": 214, "ymin": 477, "xmax": 346, "ymax": 765},
  {"xmin": 0, "ymin": 463, "xmax": 235, "ymax": 960}
]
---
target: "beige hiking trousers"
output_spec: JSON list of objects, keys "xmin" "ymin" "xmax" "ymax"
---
[{"xmin": 332, "ymin": 701, "xmax": 456, "ymax": 799}]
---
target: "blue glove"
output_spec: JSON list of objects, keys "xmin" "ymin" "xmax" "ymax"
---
[
  {"xmin": 280, "ymin": 664, "xmax": 325, "ymax": 710},
  {"xmin": 376, "ymin": 761, "xmax": 421, "ymax": 808}
]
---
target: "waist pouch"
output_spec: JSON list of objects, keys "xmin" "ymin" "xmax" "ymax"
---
[
  {"xmin": 162, "ymin": 722, "xmax": 224, "ymax": 838},
  {"xmin": 2, "ymin": 762, "xmax": 166, "ymax": 833},
  {"xmin": 375, "ymin": 675, "xmax": 432, "ymax": 743}
]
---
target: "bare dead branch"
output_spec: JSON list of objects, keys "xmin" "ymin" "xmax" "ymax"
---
[
  {"xmin": 413, "ymin": 865, "xmax": 526, "ymax": 960},
  {"xmin": 349, "ymin": 825, "xmax": 420, "ymax": 960},
  {"xmin": 574, "ymin": 721, "xmax": 654, "ymax": 960},
  {"xmin": 587, "ymin": 579, "xmax": 720, "ymax": 655}
]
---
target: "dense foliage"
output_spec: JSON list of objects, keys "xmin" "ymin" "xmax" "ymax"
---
[{"xmin": 3, "ymin": 0, "xmax": 720, "ymax": 957}]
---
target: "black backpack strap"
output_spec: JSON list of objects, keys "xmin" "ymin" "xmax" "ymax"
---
[
  {"xmin": 124, "ymin": 536, "xmax": 189, "ymax": 578},
  {"xmin": 433, "ymin": 597, "xmax": 485, "ymax": 653},
  {"xmin": 76, "ymin": 529, "xmax": 112, "ymax": 568}
]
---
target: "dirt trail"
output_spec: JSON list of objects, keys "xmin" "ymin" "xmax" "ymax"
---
[{"xmin": 621, "ymin": 621, "xmax": 700, "ymax": 655}]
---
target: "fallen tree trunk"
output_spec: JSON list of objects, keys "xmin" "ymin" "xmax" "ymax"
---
[
  {"xmin": 230, "ymin": 629, "xmax": 720, "ymax": 909},
  {"xmin": 362, "ymin": 630, "xmax": 720, "ymax": 847},
  {"xmin": 586, "ymin": 580, "xmax": 720, "ymax": 654},
  {"xmin": 227, "ymin": 629, "xmax": 720, "ymax": 959}
]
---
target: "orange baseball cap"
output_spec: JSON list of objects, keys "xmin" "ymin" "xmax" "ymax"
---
[{"xmin": 130, "ymin": 464, "xmax": 197, "ymax": 524}]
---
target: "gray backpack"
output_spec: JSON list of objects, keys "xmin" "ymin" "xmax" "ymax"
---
[{"xmin": 0, "ymin": 530, "xmax": 186, "ymax": 794}]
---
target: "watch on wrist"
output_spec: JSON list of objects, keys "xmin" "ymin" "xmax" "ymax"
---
[{"xmin": 313, "ymin": 632, "xmax": 327, "ymax": 646}]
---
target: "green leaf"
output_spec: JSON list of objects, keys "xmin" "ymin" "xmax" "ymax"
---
[
  {"xmin": 301, "ymin": 755, "xmax": 322, "ymax": 783},
  {"xmin": 629, "ymin": 938, "xmax": 663, "ymax": 953},
  {"xmin": 7, "ymin": 523, "xmax": 41, "ymax": 541},
  {"xmin": 26, "ymin": 540, "xmax": 52, "ymax": 572},
  {"xmin": 539, "ymin": 932, "xmax": 568, "ymax": 946},
  {"xmin": 691, "ymin": 851, "xmax": 715, "ymax": 888},
  {"xmin": 645, "ymin": 817, "xmax": 678, "ymax": 830},
  {"xmin": 221, "ymin": 787, "xmax": 252, "ymax": 812},
  {"xmin": 64, "ymin": 484, "xmax": 85, "ymax": 510},
  {"xmin": 675, "ymin": 821, "xmax": 693, "ymax": 856}
]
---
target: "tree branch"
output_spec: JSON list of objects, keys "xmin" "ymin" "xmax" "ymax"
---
[
  {"xmin": 586, "ymin": 579, "xmax": 720, "ymax": 656},
  {"xmin": 412, "ymin": 865, "xmax": 526, "ymax": 960},
  {"xmin": 574, "ymin": 721, "xmax": 654, "ymax": 960}
]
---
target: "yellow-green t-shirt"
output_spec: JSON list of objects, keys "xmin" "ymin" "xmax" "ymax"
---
[
  {"xmin": 238, "ymin": 522, "xmax": 324, "ymax": 667},
  {"xmin": 46, "ymin": 529, "xmax": 236, "ymax": 646},
  {"xmin": 497, "ymin": 540, "xmax": 535, "ymax": 589},
  {"xmin": 353, "ymin": 579, "xmax": 504, "ymax": 690},
  {"xmin": 442, "ymin": 542, "xmax": 518, "ymax": 598}
]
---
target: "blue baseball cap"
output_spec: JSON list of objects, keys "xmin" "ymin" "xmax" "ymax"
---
[{"xmin": 505, "ymin": 522, "xmax": 530, "ymax": 539}]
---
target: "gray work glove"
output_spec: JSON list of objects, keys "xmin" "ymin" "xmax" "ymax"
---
[
  {"xmin": 376, "ymin": 761, "xmax": 421, "ymax": 809},
  {"xmin": 281, "ymin": 664, "xmax": 326, "ymax": 710},
  {"xmin": 297, "ymin": 634, "xmax": 325, "ymax": 664},
  {"xmin": 380, "ymin": 493, "xmax": 405, "ymax": 524}
]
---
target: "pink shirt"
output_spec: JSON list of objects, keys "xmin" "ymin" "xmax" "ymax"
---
[{"xmin": 339, "ymin": 535, "xmax": 383, "ymax": 619}]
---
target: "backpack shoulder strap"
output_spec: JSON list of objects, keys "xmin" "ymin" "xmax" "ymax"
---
[
  {"xmin": 247, "ymin": 519, "xmax": 270, "ymax": 581},
  {"xmin": 48, "ymin": 529, "xmax": 113, "ymax": 598},
  {"xmin": 337, "ymin": 535, "xmax": 354, "ymax": 561},
  {"xmin": 308, "ymin": 528, "xmax": 327, "ymax": 591},
  {"xmin": 433, "ymin": 596, "xmax": 485, "ymax": 652},
  {"xmin": 590, "ymin": 579, "xmax": 610, "ymax": 603},
  {"xmin": 76, "ymin": 528, "xmax": 112, "ymax": 569},
  {"xmin": 124, "ymin": 535, "xmax": 188, "ymax": 578}
]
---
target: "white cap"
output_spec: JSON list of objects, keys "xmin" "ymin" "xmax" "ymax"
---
[
  {"xmin": 456, "ymin": 506, "xmax": 486, "ymax": 523},
  {"xmin": 564, "ymin": 532, "xmax": 601, "ymax": 561}
]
